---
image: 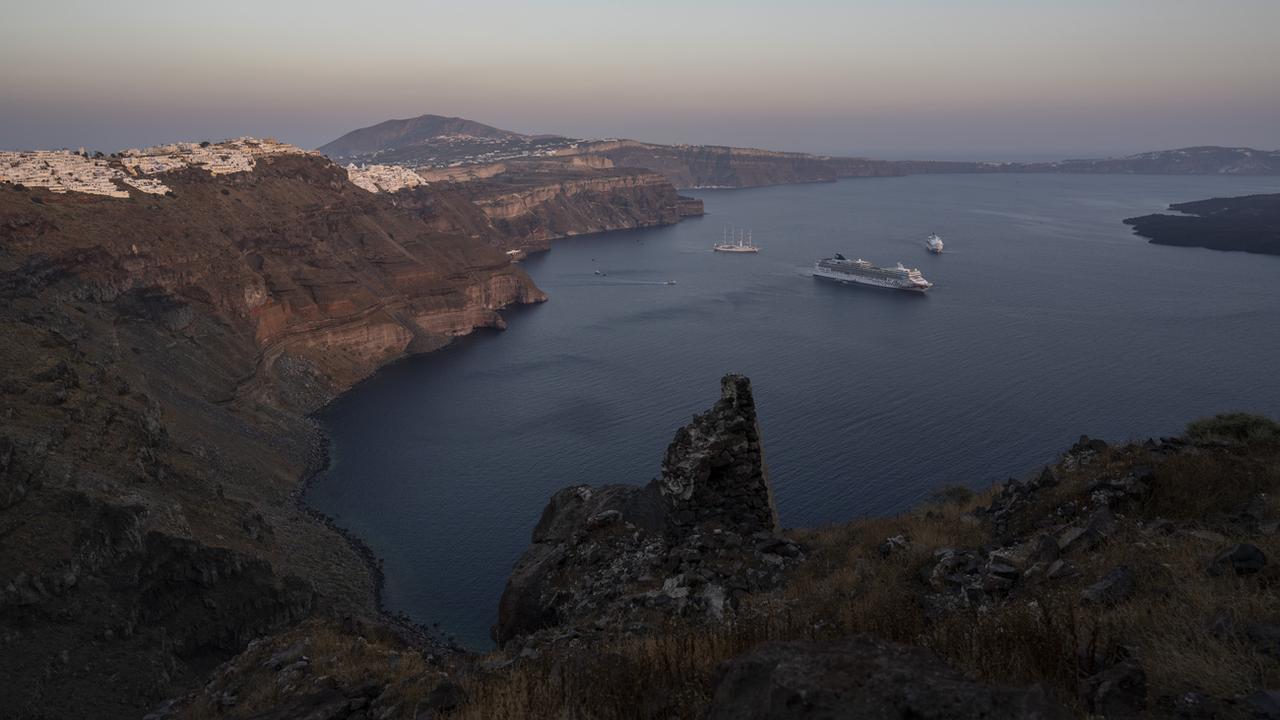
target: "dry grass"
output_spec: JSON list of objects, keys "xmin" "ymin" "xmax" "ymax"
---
[{"xmin": 450, "ymin": 435, "xmax": 1280, "ymax": 719}]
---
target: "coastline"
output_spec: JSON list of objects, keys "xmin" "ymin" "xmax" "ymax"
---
[{"xmin": 294, "ymin": 417, "xmax": 467, "ymax": 654}]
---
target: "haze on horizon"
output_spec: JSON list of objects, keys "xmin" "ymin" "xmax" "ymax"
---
[{"xmin": 2, "ymin": 0, "xmax": 1278, "ymax": 161}]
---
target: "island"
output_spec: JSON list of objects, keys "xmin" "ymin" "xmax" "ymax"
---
[{"xmin": 1124, "ymin": 193, "xmax": 1280, "ymax": 255}]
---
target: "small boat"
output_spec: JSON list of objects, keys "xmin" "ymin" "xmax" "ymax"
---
[
  {"xmin": 666, "ymin": 280, "xmax": 677, "ymax": 285},
  {"xmin": 714, "ymin": 228, "xmax": 760, "ymax": 253},
  {"xmin": 926, "ymin": 233, "xmax": 944, "ymax": 254}
]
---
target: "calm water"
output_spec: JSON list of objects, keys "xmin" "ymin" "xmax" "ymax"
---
[{"xmin": 307, "ymin": 174, "xmax": 1280, "ymax": 648}]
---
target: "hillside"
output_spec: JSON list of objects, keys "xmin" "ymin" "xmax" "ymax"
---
[
  {"xmin": 1124, "ymin": 193, "xmax": 1280, "ymax": 255},
  {"xmin": 318, "ymin": 114, "xmax": 567, "ymax": 165},
  {"xmin": 0, "ymin": 136, "xmax": 713, "ymax": 717}
]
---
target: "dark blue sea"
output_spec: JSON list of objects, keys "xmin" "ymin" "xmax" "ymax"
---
[{"xmin": 306, "ymin": 173, "xmax": 1280, "ymax": 648}]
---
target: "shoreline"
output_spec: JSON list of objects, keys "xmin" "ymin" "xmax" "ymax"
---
[{"xmin": 293, "ymin": 416, "xmax": 468, "ymax": 655}]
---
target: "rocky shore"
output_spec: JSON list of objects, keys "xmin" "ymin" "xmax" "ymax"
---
[{"xmin": 1124, "ymin": 192, "xmax": 1280, "ymax": 255}]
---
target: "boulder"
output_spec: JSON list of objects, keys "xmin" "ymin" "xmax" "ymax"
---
[
  {"xmin": 1081, "ymin": 566, "xmax": 1135, "ymax": 606},
  {"xmin": 1246, "ymin": 690, "xmax": 1280, "ymax": 720},
  {"xmin": 1209, "ymin": 544, "xmax": 1267, "ymax": 576},
  {"xmin": 1080, "ymin": 658, "xmax": 1147, "ymax": 717},
  {"xmin": 706, "ymin": 635, "xmax": 1068, "ymax": 719}
]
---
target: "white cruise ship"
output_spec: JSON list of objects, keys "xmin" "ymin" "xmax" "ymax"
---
[{"xmin": 813, "ymin": 254, "xmax": 933, "ymax": 292}]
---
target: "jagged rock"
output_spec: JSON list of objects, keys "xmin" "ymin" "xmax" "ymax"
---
[
  {"xmin": 659, "ymin": 374, "xmax": 778, "ymax": 534},
  {"xmin": 1081, "ymin": 566, "xmax": 1135, "ymax": 606},
  {"xmin": 706, "ymin": 635, "xmax": 1069, "ymax": 719},
  {"xmin": 1209, "ymin": 544, "xmax": 1267, "ymax": 576},
  {"xmin": 493, "ymin": 375, "xmax": 797, "ymax": 648},
  {"xmin": 1081, "ymin": 658, "xmax": 1147, "ymax": 717}
]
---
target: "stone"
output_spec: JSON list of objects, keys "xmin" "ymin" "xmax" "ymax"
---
[
  {"xmin": 1246, "ymin": 690, "xmax": 1280, "ymax": 720},
  {"xmin": 1085, "ymin": 507, "xmax": 1119, "ymax": 537},
  {"xmin": 877, "ymin": 534, "xmax": 909, "ymax": 556},
  {"xmin": 1209, "ymin": 543, "xmax": 1267, "ymax": 576},
  {"xmin": 1081, "ymin": 658, "xmax": 1147, "ymax": 717},
  {"xmin": 1057, "ymin": 526, "xmax": 1095, "ymax": 554},
  {"xmin": 1246, "ymin": 623, "xmax": 1280, "ymax": 658},
  {"xmin": 1029, "ymin": 534, "xmax": 1059, "ymax": 564},
  {"xmin": 706, "ymin": 635, "xmax": 1069, "ymax": 719},
  {"xmin": 1207, "ymin": 608, "xmax": 1236, "ymax": 639},
  {"xmin": 1081, "ymin": 566, "xmax": 1135, "ymax": 606},
  {"xmin": 262, "ymin": 641, "xmax": 307, "ymax": 671}
]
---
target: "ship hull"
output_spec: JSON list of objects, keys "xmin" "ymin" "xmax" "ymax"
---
[{"xmin": 812, "ymin": 266, "xmax": 930, "ymax": 292}]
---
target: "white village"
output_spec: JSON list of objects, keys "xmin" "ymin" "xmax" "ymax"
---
[{"xmin": 0, "ymin": 138, "xmax": 328, "ymax": 198}]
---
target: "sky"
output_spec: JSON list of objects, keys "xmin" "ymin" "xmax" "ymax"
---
[{"xmin": 2, "ymin": 0, "xmax": 1278, "ymax": 160}]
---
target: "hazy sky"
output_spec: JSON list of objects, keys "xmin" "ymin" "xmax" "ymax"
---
[{"xmin": 3, "ymin": 0, "xmax": 1278, "ymax": 159}]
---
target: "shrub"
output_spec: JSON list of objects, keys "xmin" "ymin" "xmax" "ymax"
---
[
  {"xmin": 928, "ymin": 484, "xmax": 975, "ymax": 506},
  {"xmin": 1186, "ymin": 413, "xmax": 1280, "ymax": 445}
]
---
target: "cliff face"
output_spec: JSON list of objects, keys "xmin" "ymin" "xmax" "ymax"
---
[
  {"xmin": 0, "ymin": 155, "xmax": 545, "ymax": 717},
  {"xmin": 394, "ymin": 161, "xmax": 704, "ymax": 252},
  {"xmin": 567, "ymin": 141, "xmax": 996, "ymax": 189}
]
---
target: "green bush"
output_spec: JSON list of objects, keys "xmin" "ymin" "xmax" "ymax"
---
[{"xmin": 1186, "ymin": 413, "xmax": 1280, "ymax": 445}]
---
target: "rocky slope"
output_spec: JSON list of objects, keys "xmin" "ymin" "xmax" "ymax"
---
[
  {"xmin": 0, "ymin": 153, "xmax": 547, "ymax": 718},
  {"xmin": 1124, "ymin": 192, "xmax": 1280, "ymax": 255}
]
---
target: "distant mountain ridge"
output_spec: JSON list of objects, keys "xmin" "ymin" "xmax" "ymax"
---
[
  {"xmin": 317, "ymin": 113, "xmax": 1280, "ymax": 188},
  {"xmin": 1019, "ymin": 146, "xmax": 1280, "ymax": 175}
]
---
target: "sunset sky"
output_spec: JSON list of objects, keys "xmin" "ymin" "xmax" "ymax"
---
[{"xmin": 3, "ymin": 0, "xmax": 1278, "ymax": 159}]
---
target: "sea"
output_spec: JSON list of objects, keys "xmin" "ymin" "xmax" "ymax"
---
[{"xmin": 306, "ymin": 172, "xmax": 1280, "ymax": 648}]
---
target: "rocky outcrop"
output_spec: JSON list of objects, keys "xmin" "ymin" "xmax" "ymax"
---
[
  {"xmin": 706, "ymin": 636, "xmax": 1069, "ymax": 719},
  {"xmin": 1124, "ymin": 192, "xmax": 1280, "ymax": 256},
  {"xmin": 493, "ymin": 374, "xmax": 800, "ymax": 648},
  {"xmin": 659, "ymin": 374, "xmax": 779, "ymax": 534}
]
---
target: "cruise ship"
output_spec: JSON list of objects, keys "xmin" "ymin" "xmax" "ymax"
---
[
  {"xmin": 926, "ymin": 233, "xmax": 944, "ymax": 254},
  {"xmin": 812, "ymin": 254, "xmax": 933, "ymax": 292}
]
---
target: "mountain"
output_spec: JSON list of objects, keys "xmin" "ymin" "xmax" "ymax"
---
[
  {"xmin": 1021, "ymin": 146, "xmax": 1280, "ymax": 175},
  {"xmin": 1124, "ymin": 192, "xmax": 1280, "ymax": 255},
  {"xmin": 318, "ymin": 114, "xmax": 567, "ymax": 164}
]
